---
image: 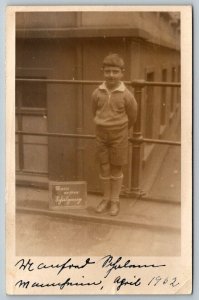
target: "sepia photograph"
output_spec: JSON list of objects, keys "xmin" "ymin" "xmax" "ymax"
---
[{"xmin": 6, "ymin": 6, "xmax": 192, "ymax": 295}]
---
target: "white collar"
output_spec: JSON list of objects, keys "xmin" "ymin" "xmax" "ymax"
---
[{"xmin": 99, "ymin": 81, "xmax": 126, "ymax": 93}]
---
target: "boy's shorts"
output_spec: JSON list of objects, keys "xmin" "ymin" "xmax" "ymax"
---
[{"xmin": 95, "ymin": 125, "xmax": 129, "ymax": 166}]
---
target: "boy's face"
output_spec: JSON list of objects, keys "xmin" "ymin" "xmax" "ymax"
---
[{"xmin": 103, "ymin": 66, "xmax": 124, "ymax": 89}]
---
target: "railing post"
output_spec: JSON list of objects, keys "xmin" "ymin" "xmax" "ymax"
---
[
  {"xmin": 76, "ymin": 43, "xmax": 84, "ymax": 180},
  {"xmin": 130, "ymin": 81, "xmax": 145, "ymax": 198}
]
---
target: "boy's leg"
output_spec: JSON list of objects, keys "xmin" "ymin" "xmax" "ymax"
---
[
  {"xmin": 110, "ymin": 165, "xmax": 123, "ymax": 216},
  {"xmin": 96, "ymin": 163, "xmax": 111, "ymax": 213},
  {"xmin": 109, "ymin": 126, "xmax": 128, "ymax": 216},
  {"xmin": 95, "ymin": 126, "xmax": 111, "ymax": 213}
]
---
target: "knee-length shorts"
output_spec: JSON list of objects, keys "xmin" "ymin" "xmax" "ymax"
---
[{"xmin": 95, "ymin": 125, "xmax": 129, "ymax": 166}]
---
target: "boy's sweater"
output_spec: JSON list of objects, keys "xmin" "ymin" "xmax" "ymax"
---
[{"xmin": 92, "ymin": 82, "xmax": 137, "ymax": 129}]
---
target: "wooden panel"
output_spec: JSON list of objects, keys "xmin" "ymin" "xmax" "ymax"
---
[
  {"xmin": 23, "ymin": 144, "xmax": 48, "ymax": 172},
  {"xmin": 22, "ymin": 115, "xmax": 48, "ymax": 144},
  {"xmin": 47, "ymin": 83, "xmax": 77, "ymax": 181},
  {"xmin": 21, "ymin": 115, "xmax": 48, "ymax": 173},
  {"xmin": 15, "ymin": 142, "xmax": 20, "ymax": 171}
]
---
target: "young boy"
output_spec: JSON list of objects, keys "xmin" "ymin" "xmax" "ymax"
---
[{"xmin": 92, "ymin": 53, "xmax": 137, "ymax": 216}]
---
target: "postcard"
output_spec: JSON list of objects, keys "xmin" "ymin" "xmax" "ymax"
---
[{"xmin": 6, "ymin": 5, "xmax": 192, "ymax": 295}]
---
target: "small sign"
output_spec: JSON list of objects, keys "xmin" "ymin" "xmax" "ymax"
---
[{"xmin": 49, "ymin": 181, "xmax": 87, "ymax": 210}]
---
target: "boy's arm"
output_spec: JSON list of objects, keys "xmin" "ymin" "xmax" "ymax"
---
[
  {"xmin": 125, "ymin": 93, "xmax": 138, "ymax": 128},
  {"xmin": 91, "ymin": 90, "xmax": 98, "ymax": 117}
]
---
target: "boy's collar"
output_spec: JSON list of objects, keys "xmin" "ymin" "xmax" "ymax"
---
[{"xmin": 99, "ymin": 81, "xmax": 125, "ymax": 92}]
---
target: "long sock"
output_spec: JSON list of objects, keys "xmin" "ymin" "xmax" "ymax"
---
[
  {"xmin": 111, "ymin": 174, "xmax": 124, "ymax": 203},
  {"xmin": 99, "ymin": 175, "xmax": 111, "ymax": 202}
]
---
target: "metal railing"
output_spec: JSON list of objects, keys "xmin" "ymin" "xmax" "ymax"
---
[
  {"xmin": 16, "ymin": 78, "xmax": 181, "ymax": 197},
  {"xmin": 16, "ymin": 77, "xmax": 180, "ymax": 87},
  {"xmin": 16, "ymin": 130, "xmax": 181, "ymax": 146}
]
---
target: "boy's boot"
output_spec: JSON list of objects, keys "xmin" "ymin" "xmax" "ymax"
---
[
  {"xmin": 96, "ymin": 175, "xmax": 111, "ymax": 213},
  {"xmin": 110, "ymin": 174, "xmax": 123, "ymax": 216}
]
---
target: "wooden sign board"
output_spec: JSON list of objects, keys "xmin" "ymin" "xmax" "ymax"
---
[{"xmin": 49, "ymin": 181, "xmax": 87, "ymax": 210}]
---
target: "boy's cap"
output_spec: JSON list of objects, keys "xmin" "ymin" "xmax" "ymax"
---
[{"xmin": 102, "ymin": 53, "xmax": 125, "ymax": 69}]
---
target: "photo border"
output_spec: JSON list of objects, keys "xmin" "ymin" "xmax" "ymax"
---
[{"xmin": 1, "ymin": 0, "xmax": 197, "ymax": 299}]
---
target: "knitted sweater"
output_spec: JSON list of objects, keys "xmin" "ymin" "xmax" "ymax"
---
[{"xmin": 92, "ymin": 82, "xmax": 137, "ymax": 129}]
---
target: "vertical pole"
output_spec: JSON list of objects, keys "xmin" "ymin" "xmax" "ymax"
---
[
  {"xmin": 16, "ymin": 87, "xmax": 24, "ymax": 171},
  {"xmin": 76, "ymin": 43, "xmax": 84, "ymax": 180},
  {"xmin": 177, "ymin": 65, "xmax": 181, "ymax": 105},
  {"xmin": 131, "ymin": 83, "xmax": 144, "ymax": 197}
]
